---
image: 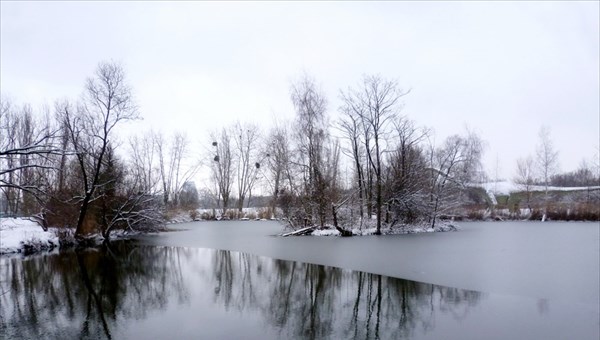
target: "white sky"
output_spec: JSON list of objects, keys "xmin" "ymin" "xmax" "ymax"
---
[{"xmin": 2, "ymin": 1, "xmax": 599, "ymax": 183}]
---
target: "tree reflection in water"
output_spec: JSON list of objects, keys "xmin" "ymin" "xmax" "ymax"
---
[
  {"xmin": 0, "ymin": 241, "xmax": 190, "ymax": 339},
  {"xmin": 209, "ymin": 249, "xmax": 484, "ymax": 339},
  {"xmin": 1, "ymin": 243, "xmax": 483, "ymax": 339}
]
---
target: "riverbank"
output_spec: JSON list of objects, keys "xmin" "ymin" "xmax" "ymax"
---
[
  {"xmin": 0, "ymin": 218, "xmax": 58, "ymax": 254},
  {"xmin": 0, "ymin": 218, "xmax": 151, "ymax": 255}
]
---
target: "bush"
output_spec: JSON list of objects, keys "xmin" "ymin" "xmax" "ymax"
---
[
  {"xmin": 257, "ymin": 207, "xmax": 272, "ymax": 219},
  {"xmin": 529, "ymin": 209, "xmax": 544, "ymax": 221},
  {"xmin": 200, "ymin": 211, "xmax": 214, "ymax": 220},
  {"xmin": 466, "ymin": 209, "xmax": 484, "ymax": 220}
]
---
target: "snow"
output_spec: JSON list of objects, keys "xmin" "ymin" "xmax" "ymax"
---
[
  {"xmin": 0, "ymin": 218, "xmax": 59, "ymax": 254},
  {"xmin": 311, "ymin": 229, "xmax": 341, "ymax": 236},
  {"xmin": 479, "ymin": 180, "xmax": 600, "ymax": 196},
  {"xmin": 308, "ymin": 223, "xmax": 460, "ymax": 237}
]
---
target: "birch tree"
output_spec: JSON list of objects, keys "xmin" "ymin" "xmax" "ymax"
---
[{"xmin": 535, "ymin": 126, "xmax": 559, "ymax": 198}]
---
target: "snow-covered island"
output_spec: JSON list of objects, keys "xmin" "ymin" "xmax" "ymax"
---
[{"xmin": 282, "ymin": 223, "xmax": 459, "ymax": 237}]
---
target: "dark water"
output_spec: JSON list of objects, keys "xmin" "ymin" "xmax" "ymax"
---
[{"xmin": 1, "ymin": 241, "xmax": 598, "ymax": 339}]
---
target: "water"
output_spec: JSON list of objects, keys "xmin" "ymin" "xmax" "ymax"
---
[
  {"xmin": 1, "ymin": 221, "xmax": 598, "ymax": 339},
  {"xmin": 137, "ymin": 220, "xmax": 600, "ymax": 302}
]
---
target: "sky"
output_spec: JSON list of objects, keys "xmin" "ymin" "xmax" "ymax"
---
[{"xmin": 1, "ymin": 1, "xmax": 599, "ymax": 184}]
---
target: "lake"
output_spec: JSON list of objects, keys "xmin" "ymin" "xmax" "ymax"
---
[{"xmin": 1, "ymin": 221, "xmax": 598, "ymax": 339}]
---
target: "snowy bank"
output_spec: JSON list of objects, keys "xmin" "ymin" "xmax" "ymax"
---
[
  {"xmin": 0, "ymin": 218, "xmax": 59, "ymax": 254},
  {"xmin": 478, "ymin": 180, "xmax": 600, "ymax": 196},
  {"xmin": 291, "ymin": 223, "xmax": 460, "ymax": 237}
]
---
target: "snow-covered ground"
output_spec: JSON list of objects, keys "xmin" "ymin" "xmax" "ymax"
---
[
  {"xmin": 479, "ymin": 180, "xmax": 600, "ymax": 196},
  {"xmin": 0, "ymin": 218, "xmax": 59, "ymax": 254},
  {"xmin": 308, "ymin": 223, "xmax": 459, "ymax": 237}
]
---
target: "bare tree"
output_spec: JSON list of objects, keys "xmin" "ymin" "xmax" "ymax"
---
[
  {"xmin": 210, "ymin": 128, "xmax": 235, "ymax": 215},
  {"xmin": 291, "ymin": 74, "xmax": 329, "ymax": 227},
  {"xmin": 129, "ymin": 131, "xmax": 159, "ymax": 194},
  {"xmin": 155, "ymin": 132, "xmax": 200, "ymax": 207},
  {"xmin": 385, "ymin": 116, "xmax": 429, "ymax": 224},
  {"xmin": 232, "ymin": 121, "xmax": 262, "ymax": 211},
  {"xmin": 427, "ymin": 131, "xmax": 484, "ymax": 228},
  {"xmin": 59, "ymin": 61, "xmax": 139, "ymax": 238},
  {"xmin": 265, "ymin": 122, "xmax": 294, "ymax": 217},
  {"xmin": 535, "ymin": 126, "xmax": 559, "ymax": 198},
  {"xmin": 514, "ymin": 156, "xmax": 535, "ymax": 206},
  {"xmin": 343, "ymin": 75, "xmax": 409, "ymax": 234},
  {"xmin": 338, "ymin": 100, "xmax": 366, "ymax": 220},
  {"xmin": 1, "ymin": 98, "xmax": 60, "ymax": 216}
]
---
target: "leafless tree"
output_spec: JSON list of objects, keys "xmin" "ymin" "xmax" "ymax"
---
[
  {"xmin": 129, "ymin": 131, "xmax": 159, "ymax": 194},
  {"xmin": 427, "ymin": 131, "xmax": 484, "ymax": 228},
  {"xmin": 384, "ymin": 116, "xmax": 429, "ymax": 224},
  {"xmin": 342, "ymin": 75, "xmax": 409, "ymax": 234},
  {"xmin": 155, "ymin": 131, "xmax": 200, "ymax": 207},
  {"xmin": 95, "ymin": 144, "xmax": 163, "ymax": 239},
  {"xmin": 232, "ymin": 121, "xmax": 262, "ymax": 211},
  {"xmin": 210, "ymin": 128, "xmax": 235, "ymax": 215},
  {"xmin": 1, "ymin": 98, "xmax": 60, "ymax": 216},
  {"xmin": 535, "ymin": 126, "xmax": 559, "ymax": 198},
  {"xmin": 338, "ymin": 100, "xmax": 366, "ymax": 220},
  {"xmin": 265, "ymin": 122, "xmax": 295, "ymax": 217},
  {"xmin": 58, "ymin": 61, "xmax": 139, "ymax": 238},
  {"xmin": 514, "ymin": 156, "xmax": 535, "ymax": 206},
  {"xmin": 291, "ymin": 74, "xmax": 330, "ymax": 227}
]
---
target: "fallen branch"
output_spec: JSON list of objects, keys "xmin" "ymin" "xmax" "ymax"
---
[{"xmin": 281, "ymin": 226, "xmax": 316, "ymax": 237}]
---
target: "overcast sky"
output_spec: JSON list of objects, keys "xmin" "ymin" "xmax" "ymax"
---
[{"xmin": 1, "ymin": 1, "xmax": 599, "ymax": 181}]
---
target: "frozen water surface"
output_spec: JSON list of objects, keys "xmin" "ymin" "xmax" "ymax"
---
[
  {"xmin": 1, "ymin": 221, "xmax": 597, "ymax": 339},
  {"xmin": 138, "ymin": 220, "xmax": 599, "ymax": 302}
]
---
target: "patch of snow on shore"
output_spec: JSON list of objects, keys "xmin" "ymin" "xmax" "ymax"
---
[
  {"xmin": 0, "ymin": 218, "xmax": 59, "ymax": 254},
  {"xmin": 311, "ymin": 229, "xmax": 341, "ymax": 236}
]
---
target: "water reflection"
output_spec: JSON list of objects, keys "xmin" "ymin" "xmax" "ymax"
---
[
  {"xmin": 209, "ymin": 250, "xmax": 483, "ymax": 339},
  {"xmin": 1, "ymin": 243, "xmax": 484, "ymax": 339}
]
